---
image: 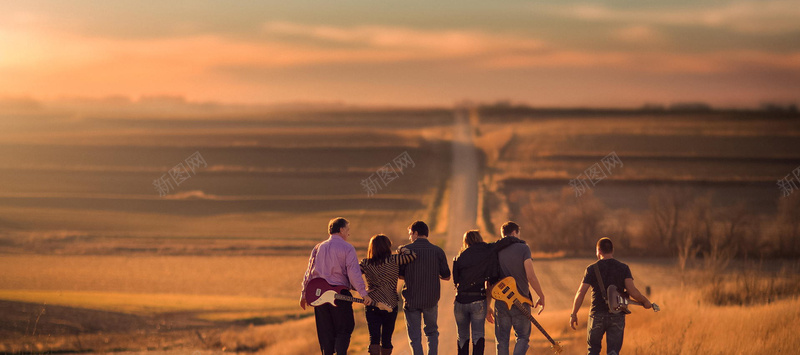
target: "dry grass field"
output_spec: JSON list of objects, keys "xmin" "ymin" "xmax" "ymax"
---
[
  {"xmin": 1, "ymin": 106, "xmax": 799, "ymax": 354},
  {"xmin": 476, "ymin": 110, "xmax": 800, "ymax": 254},
  {"xmin": 0, "ymin": 108, "xmax": 453, "ymax": 256},
  {"xmin": 468, "ymin": 108, "xmax": 800, "ymax": 354},
  {"xmin": 0, "ymin": 107, "xmax": 453, "ymax": 353}
]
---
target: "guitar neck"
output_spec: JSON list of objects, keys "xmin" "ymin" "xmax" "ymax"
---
[
  {"xmin": 333, "ymin": 294, "xmax": 365, "ymax": 304},
  {"xmin": 628, "ymin": 300, "xmax": 660, "ymax": 312},
  {"xmin": 512, "ymin": 300, "xmax": 558, "ymax": 346}
]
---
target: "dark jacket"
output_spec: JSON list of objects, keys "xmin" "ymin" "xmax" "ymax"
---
[
  {"xmin": 399, "ymin": 238, "xmax": 451, "ymax": 309},
  {"xmin": 452, "ymin": 237, "xmax": 526, "ymax": 303}
]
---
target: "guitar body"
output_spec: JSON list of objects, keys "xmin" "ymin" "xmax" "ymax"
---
[
  {"xmin": 305, "ymin": 278, "xmax": 348, "ymax": 307},
  {"xmin": 606, "ymin": 285, "xmax": 631, "ymax": 314},
  {"xmin": 607, "ymin": 285, "xmax": 661, "ymax": 313},
  {"xmin": 491, "ymin": 276, "xmax": 533, "ymax": 310},
  {"xmin": 304, "ymin": 277, "xmax": 394, "ymax": 312},
  {"xmin": 491, "ymin": 277, "xmax": 563, "ymax": 354}
]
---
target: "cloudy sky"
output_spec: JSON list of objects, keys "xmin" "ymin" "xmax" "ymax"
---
[{"xmin": 1, "ymin": 0, "xmax": 798, "ymax": 107}]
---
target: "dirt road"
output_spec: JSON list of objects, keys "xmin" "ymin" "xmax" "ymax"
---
[
  {"xmin": 391, "ymin": 108, "xmax": 478, "ymax": 355},
  {"xmin": 390, "ymin": 108, "xmax": 606, "ymax": 355}
]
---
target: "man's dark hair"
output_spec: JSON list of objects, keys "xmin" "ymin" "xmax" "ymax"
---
[
  {"xmin": 597, "ymin": 237, "xmax": 614, "ymax": 254},
  {"xmin": 501, "ymin": 221, "xmax": 520, "ymax": 236},
  {"xmin": 328, "ymin": 217, "xmax": 349, "ymax": 235},
  {"xmin": 409, "ymin": 221, "xmax": 428, "ymax": 237}
]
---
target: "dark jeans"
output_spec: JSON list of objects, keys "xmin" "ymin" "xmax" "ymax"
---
[
  {"xmin": 314, "ymin": 289, "xmax": 355, "ymax": 355},
  {"xmin": 404, "ymin": 304, "xmax": 439, "ymax": 355},
  {"xmin": 587, "ymin": 313, "xmax": 626, "ymax": 355},
  {"xmin": 365, "ymin": 305, "xmax": 399, "ymax": 349}
]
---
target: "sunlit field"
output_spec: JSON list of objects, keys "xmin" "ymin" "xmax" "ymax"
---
[
  {"xmin": 1, "ymin": 104, "xmax": 799, "ymax": 354},
  {"xmin": 2, "ymin": 0, "xmax": 799, "ymax": 352},
  {"xmin": 0, "ymin": 106, "xmax": 454, "ymax": 353}
]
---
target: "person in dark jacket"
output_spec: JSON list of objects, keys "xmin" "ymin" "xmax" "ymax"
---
[{"xmin": 452, "ymin": 230, "xmax": 524, "ymax": 355}]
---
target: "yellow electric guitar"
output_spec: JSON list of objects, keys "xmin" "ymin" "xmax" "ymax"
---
[{"xmin": 491, "ymin": 276, "xmax": 563, "ymax": 354}]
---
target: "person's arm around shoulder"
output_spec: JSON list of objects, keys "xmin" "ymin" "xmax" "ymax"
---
[
  {"xmin": 439, "ymin": 247, "xmax": 451, "ymax": 281},
  {"xmin": 523, "ymin": 258, "xmax": 545, "ymax": 314},
  {"xmin": 396, "ymin": 246, "xmax": 417, "ymax": 265},
  {"xmin": 624, "ymin": 278, "xmax": 652, "ymax": 309},
  {"xmin": 397, "ymin": 245, "xmax": 410, "ymax": 280},
  {"xmin": 491, "ymin": 236, "xmax": 525, "ymax": 252},
  {"xmin": 569, "ymin": 282, "xmax": 591, "ymax": 330}
]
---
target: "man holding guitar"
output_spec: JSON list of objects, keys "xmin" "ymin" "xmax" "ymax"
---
[
  {"xmin": 300, "ymin": 217, "xmax": 374, "ymax": 355},
  {"xmin": 489, "ymin": 221, "xmax": 547, "ymax": 355},
  {"xmin": 569, "ymin": 237, "xmax": 653, "ymax": 355}
]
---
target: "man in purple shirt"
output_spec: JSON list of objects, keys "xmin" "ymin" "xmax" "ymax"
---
[{"xmin": 301, "ymin": 217, "xmax": 374, "ymax": 355}]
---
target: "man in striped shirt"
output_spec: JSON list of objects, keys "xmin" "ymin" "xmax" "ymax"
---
[
  {"xmin": 301, "ymin": 217, "xmax": 374, "ymax": 355},
  {"xmin": 399, "ymin": 221, "xmax": 451, "ymax": 355}
]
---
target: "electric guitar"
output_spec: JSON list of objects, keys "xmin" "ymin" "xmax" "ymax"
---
[
  {"xmin": 304, "ymin": 278, "xmax": 392, "ymax": 311},
  {"xmin": 491, "ymin": 277, "xmax": 563, "ymax": 354},
  {"xmin": 607, "ymin": 285, "xmax": 661, "ymax": 314}
]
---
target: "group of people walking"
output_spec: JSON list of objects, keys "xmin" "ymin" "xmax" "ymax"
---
[{"xmin": 300, "ymin": 217, "xmax": 652, "ymax": 355}]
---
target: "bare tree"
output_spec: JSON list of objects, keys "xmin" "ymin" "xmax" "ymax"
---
[
  {"xmin": 774, "ymin": 193, "xmax": 800, "ymax": 257},
  {"xmin": 644, "ymin": 187, "xmax": 693, "ymax": 255}
]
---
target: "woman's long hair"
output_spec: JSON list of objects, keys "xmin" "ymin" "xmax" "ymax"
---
[
  {"xmin": 366, "ymin": 234, "xmax": 392, "ymax": 265},
  {"xmin": 459, "ymin": 230, "xmax": 484, "ymax": 255}
]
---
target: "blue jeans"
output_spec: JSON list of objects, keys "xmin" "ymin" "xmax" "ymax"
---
[
  {"xmin": 454, "ymin": 300, "xmax": 486, "ymax": 347},
  {"xmin": 404, "ymin": 304, "xmax": 439, "ymax": 355},
  {"xmin": 587, "ymin": 313, "xmax": 626, "ymax": 355},
  {"xmin": 494, "ymin": 302, "xmax": 531, "ymax": 355}
]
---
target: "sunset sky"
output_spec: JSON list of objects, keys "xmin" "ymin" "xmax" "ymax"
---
[{"xmin": 1, "ymin": 0, "xmax": 798, "ymax": 107}]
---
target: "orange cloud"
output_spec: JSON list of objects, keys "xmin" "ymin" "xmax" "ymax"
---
[
  {"xmin": 479, "ymin": 49, "xmax": 800, "ymax": 74},
  {"xmin": 612, "ymin": 25, "xmax": 668, "ymax": 44},
  {"xmin": 1, "ymin": 20, "xmax": 797, "ymax": 105},
  {"xmin": 262, "ymin": 21, "xmax": 545, "ymax": 57},
  {"xmin": 544, "ymin": 0, "xmax": 800, "ymax": 35}
]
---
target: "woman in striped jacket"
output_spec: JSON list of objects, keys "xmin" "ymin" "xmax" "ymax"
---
[{"xmin": 360, "ymin": 234, "xmax": 417, "ymax": 355}]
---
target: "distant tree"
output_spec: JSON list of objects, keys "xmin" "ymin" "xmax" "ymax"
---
[
  {"xmin": 669, "ymin": 102, "xmax": 712, "ymax": 112},
  {"xmin": 772, "ymin": 193, "xmax": 800, "ymax": 257},
  {"xmin": 643, "ymin": 187, "xmax": 693, "ymax": 256}
]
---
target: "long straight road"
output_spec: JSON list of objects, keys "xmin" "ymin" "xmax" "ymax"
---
[{"xmin": 392, "ymin": 107, "xmax": 479, "ymax": 355}]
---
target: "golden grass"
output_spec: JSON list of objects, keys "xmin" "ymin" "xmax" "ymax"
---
[
  {"xmin": 220, "ymin": 316, "xmax": 319, "ymax": 354},
  {"xmin": 0, "ymin": 289, "xmax": 295, "ymax": 315},
  {"xmin": 625, "ymin": 291, "xmax": 800, "ymax": 354},
  {"xmin": 196, "ymin": 310, "xmax": 301, "ymax": 322},
  {"xmin": 0, "ymin": 255, "xmax": 311, "ymax": 299},
  {"xmin": 0, "ymin": 206, "xmax": 421, "ymax": 242},
  {"xmin": 219, "ymin": 309, "xmax": 372, "ymax": 354},
  {"xmin": 481, "ymin": 287, "xmax": 800, "ymax": 355}
]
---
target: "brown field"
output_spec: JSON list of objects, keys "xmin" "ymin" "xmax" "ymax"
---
[
  {"xmin": 0, "ymin": 108, "xmax": 452, "ymax": 253},
  {"xmin": 476, "ymin": 110, "xmax": 800, "ymax": 256},
  {"xmin": 1, "ymin": 106, "xmax": 799, "ymax": 354}
]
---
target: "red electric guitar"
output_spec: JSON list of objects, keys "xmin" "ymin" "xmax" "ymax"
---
[{"xmin": 304, "ymin": 278, "xmax": 392, "ymax": 311}]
